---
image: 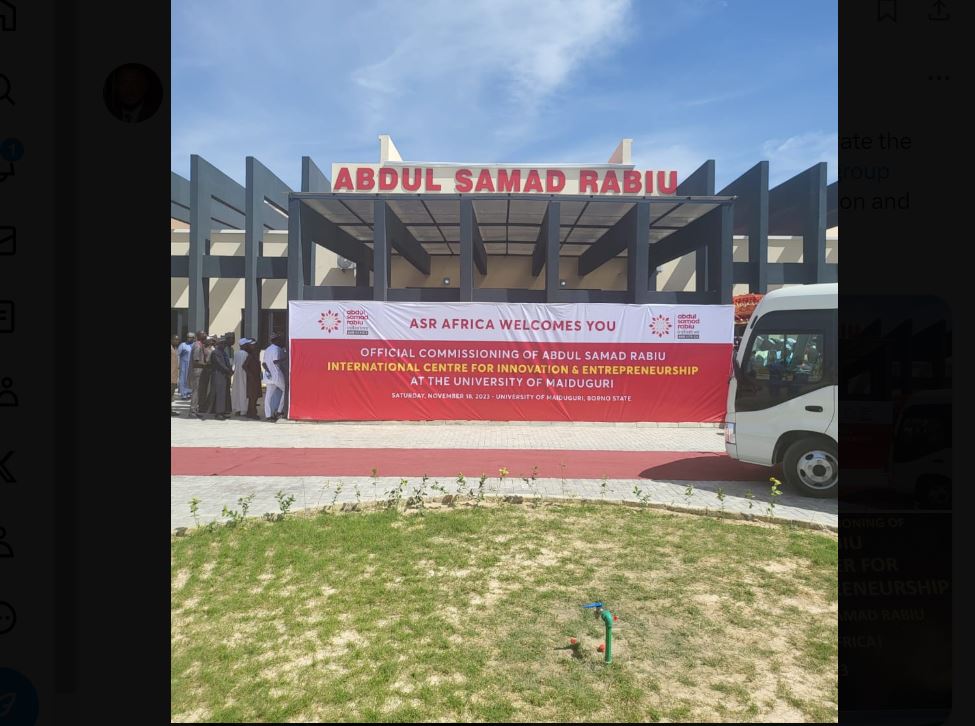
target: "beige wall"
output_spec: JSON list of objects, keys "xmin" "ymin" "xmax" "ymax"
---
[{"xmin": 172, "ymin": 227, "xmax": 839, "ymax": 331}]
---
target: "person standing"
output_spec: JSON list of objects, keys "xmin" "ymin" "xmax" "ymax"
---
[
  {"xmin": 242, "ymin": 339, "xmax": 262, "ymax": 419},
  {"xmin": 171, "ymin": 335, "xmax": 180, "ymax": 416},
  {"xmin": 209, "ymin": 335, "xmax": 234, "ymax": 420},
  {"xmin": 177, "ymin": 333, "xmax": 194, "ymax": 398},
  {"xmin": 231, "ymin": 337, "xmax": 250, "ymax": 416},
  {"xmin": 200, "ymin": 336, "xmax": 217, "ymax": 414},
  {"xmin": 276, "ymin": 345, "xmax": 289, "ymax": 418},
  {"xmin": 262, "ymin": 333, "xmax": 286, "ymax": 421},
  {"xmin": 188, "ymin": 330, "xmax": 207, "ymax": 417},
  {"xmin": 223, "ymin": 332, "xmax": 236, "ymax": 413}
]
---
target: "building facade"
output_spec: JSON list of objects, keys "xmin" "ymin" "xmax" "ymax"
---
[{"xmin": 171, "ymin": 137, "xmax": 837, "ymax": 344}]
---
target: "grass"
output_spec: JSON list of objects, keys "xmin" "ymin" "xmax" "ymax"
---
[{"xmin": 171, "ymin": 502, "xmax": 837, "ymax": 723}]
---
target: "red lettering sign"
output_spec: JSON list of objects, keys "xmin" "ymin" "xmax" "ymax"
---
[
  {"xmin": 333, "ymin": 167, "xmax": 353, "ymax": 191},
  {"xmin": 546, "ymin": 169, "xmax": 566, "ymax": 193},
  {"xmin": 580, "ymin": 169, "xmax": 599, "ymax": 193},
  {"xmin": 454, "ymin": 168, "xmax": 473, "ymax": 193}
]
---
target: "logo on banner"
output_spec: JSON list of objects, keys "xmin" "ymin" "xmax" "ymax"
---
[
  {"xmin": 648, "ymin": 314, "xmax": 672, "ymax": 338},
  {"xmin": 345, "ymin": 307, "xmax": 371, "ymax": 336},
  {"xmin": 676, "ymin": 312, "xmax": 702, "ymax": 340},
  {"xmin": 319, "ymin": 310, "xmax": 342, "ymax": 333}
]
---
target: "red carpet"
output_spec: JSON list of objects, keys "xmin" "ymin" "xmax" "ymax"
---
[{"xmin": 170, "ymin": 447, "xmax": 770, "ymax": 481}]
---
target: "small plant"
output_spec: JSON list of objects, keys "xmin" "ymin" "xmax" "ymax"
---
[
  {"xmin": 745, "ymin": 489, "xmax": 755, "ymax": 509},
  {"xmin": 329, "ymin": 482, "xmax": 344, "ymax": 510},
  {"xmin": 354, "ymin": 482, "xmax": 362, "ymax": 508},
  {"xmin": 632, "ymin": 483, "xmax": 651, "ymax": 507},
  {"xmin": 716, "ymin": 487, "xmax": 726, "ymax": 513},
  {"xmin": 456, "ymin": 473, "xmax": 468, "ymax": 498},
  {"xmin": 767, "ymin": 477, "xmax": 782, "ymax": 517},
  {"xmin": 316, "ymin": 481, "xmax": 331, "ymax": 509},
  {"xmin": 275, "ymin": 490, "xmax": 296, "ymax": 518},
  {"xmin": 221, "ymin": 493, "xmax": 254, "ymax": 527},
  {"xmin": 475, "ymin": 474, "xmax": 488, "ymax": 507},
  {"xmin": 600, "ymin": 475, "xmax": 608, "ymax": 498},
  {"xmin": 498, "ymin": 467, "xmax": 508, "ymax": 499},
  {"xmin": 430, "ymin": 479, "xmax": 447, "ymax": 497},
  {"xmin": 407, "ymin": 475, "xmax": 429, "ymax": 511},
  {"xmin": 384, "ymin": 478, "xmax": 408, "ymax": 510},
  {"xmin": 684, "ymin": 483, "xmax": 695, "ymax": 507},
  {"xmin": 189, "ymin": 497, "xmax": 201, "ymax": 529},
  {"xmin": 529, "ymin": 466, "xmax": 540, "ymax": 506}
]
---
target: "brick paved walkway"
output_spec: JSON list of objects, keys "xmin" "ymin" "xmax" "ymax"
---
[{"xmin": 170, "ymin": 417, "xmax": 837, "ymax": 531}]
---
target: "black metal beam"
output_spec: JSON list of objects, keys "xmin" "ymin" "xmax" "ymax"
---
[
  {"xmin": 652, "ymin": 205, "xmax": 721, "ymax": 266},
  {"xmin": 626, "ymin": 203, "xmax": 651, "ymax": 303},
  {"xmin": 300, "ymin": 285, "xmax": 373, "ymax": 301},
  {"xmin": 301, "ymin": 204, "xmax": 375, "ymax": 270},
  {"xmin": 766, "ymin": 263, "xmax": 811, "ymax": 285},
  {"xmin": 544, "ymin": 201, "xmax": 561, "ymax": 301},
  {"xmin": 472, "ymin": 213, "xmax": 488, "ymax": 275},
  {"xmin": 460, "ymin": 199, "xmax": 475, "ymax": 302},
  {"xmin": 203, "ymin": 256, "xmax": 246, "ymax": 278},
  {"xmin": 170, "ymin": 172, "xmax": 191, "ymax": 223},
  {"xmin": 576, "ymin": 202, "xmax": 642, "ymax": 276},
  {"xmin": 827, "ymin": 180, "xmax": 838, "ymax": 229},
  {"xmin": 257, "ymin": 257, "xmax": 288, "ymax": 279},
  {"xmin": 373, "ymin": 201, "xmax": 389, "ymax": 301},
  {"xmin": 385, "ymin": 204, "xmax": 431, "ymax": 274},
  {"xmin": 677, "ymin": 160, "xmax": 715, "ymax": 196},
  {"xmin": 678, "ymin": 161, "xmax": 715, "ymax": 294},
  {"xmin": 188, "ymin": 154, "xmax": 248, "ymax": 331},
  {"xmin": 531, "ymin": 209, "xmax": 548, "ymax": 277},
  {"xmin": 286, "ymin": 196, "xmax": 304, "ymax": 303},
  {"xmin": 720, "ymin": 161, "xmax": 768, "ymax": 293},
  {"xmin": 301, "ymin": 157, "xmax": 331, "ymax": 193},
  {"xmin": 246, "ymin": 156, "xmax": 291, "ymax": 339},
  {"xmin": 170, "ymin": 255, "xmax": 188, "ymax": 277}
]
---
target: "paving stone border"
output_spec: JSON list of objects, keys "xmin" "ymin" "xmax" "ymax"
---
[{"xmin": 172, "ymin": 492, "xmax": 836, "ymax": 537}]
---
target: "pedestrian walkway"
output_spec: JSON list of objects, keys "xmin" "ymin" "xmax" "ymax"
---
[
  {"xmin": 170, "ymin": 417, "xmax": 837, "ymax": 531},
  {"xmin": 170, "ymin": 416, "xmax": 725, "ymax": 451},
  {"xmin": 171, "ymin": 475, "xmax": 837, "ymax": 531}
]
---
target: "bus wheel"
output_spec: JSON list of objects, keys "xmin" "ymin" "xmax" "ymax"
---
[{"xmin": 784, "ymin": 437, "xmax": 838, "ymax": 498}]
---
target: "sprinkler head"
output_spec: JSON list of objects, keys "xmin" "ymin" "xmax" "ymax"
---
[
  {"xmin": 569, "ymin": 637, "xmax": 577, "ymax": 645},
  {"xmin": 597, "ymin": 644, "xmax": 605, "ymax": 653},
  {"xmin": 613, "ymin": 614, "xmax": 618, "ymax": 622}
]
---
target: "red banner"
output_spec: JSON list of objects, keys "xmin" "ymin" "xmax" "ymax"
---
[{"xmin": 288, "ymin": 302, "xmax": 733, "ymax": 422}]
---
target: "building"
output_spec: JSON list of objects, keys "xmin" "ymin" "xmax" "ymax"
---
[{"xmin": 171, "ymin": 136, "xmax": 837, "ymax": 344}]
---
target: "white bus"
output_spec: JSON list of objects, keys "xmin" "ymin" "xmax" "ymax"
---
[{"xmin": 724, "ymin": 283, "xmax": 838, "ymax": 497}]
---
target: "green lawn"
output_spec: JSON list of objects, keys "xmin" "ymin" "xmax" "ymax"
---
[{"xmin": 172, "ymin": 502, "xmax": 837, "ymax": 722}]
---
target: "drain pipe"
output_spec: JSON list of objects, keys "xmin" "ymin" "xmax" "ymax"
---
[{"xmin": 582, "ymin": 602, "xmax": 614, "ymax": 664}]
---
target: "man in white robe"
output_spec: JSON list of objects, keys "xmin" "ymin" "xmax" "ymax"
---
[
  {"xmin": 263, "ymin": 333, "xmax": 287, "ymax": 420},
  {"xmin": 231, "ymin": 338, "xmax": 251, "ymax": 415}
]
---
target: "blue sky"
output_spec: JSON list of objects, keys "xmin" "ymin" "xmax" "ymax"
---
[{"xmin": 172, "ymin": 0, "xmax": 836, "ymax": 191}]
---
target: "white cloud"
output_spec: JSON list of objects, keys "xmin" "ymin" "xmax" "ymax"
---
[
  {"xmin": 348, "ymin": 0, "xmax": 631, "ymax": 151},
  {"xmin": 762, "ymin": 131, "xmax": 837, "ymax": 186}
]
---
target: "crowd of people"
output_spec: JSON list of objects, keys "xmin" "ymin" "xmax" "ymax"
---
[{"xmin": 170, "ymin": 331, "xmax": 289, "ymax": 421}]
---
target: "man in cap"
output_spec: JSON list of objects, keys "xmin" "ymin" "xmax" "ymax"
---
[
  {"xmin": 188, "ymin": 330, "xmax": 207, "ymax": 417},
  {"xmin": 232, "ymin": 337, "xmax": 252, "ymax": 416},
  {"xmin": 262, "ymin": 332, "xmax": 287, "ymax": 421},
  {"xmin": 209, "ymin": 334, "xmax": 234, "ymax": 420},
  {"xmin": 242, "ymin": 338, "xmax": 262, "ymax": 419},
  {"xmin": 198, "ymin": 335, "xmax": 218, "ymax": 415}
]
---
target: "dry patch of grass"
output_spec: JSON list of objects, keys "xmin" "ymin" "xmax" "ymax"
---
[{"xmin": 171, "ymin": 503, "xmax": 837, "ymax": 722}]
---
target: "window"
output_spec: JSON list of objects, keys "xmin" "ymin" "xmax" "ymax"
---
[
  {"xmin": 743, "ymin": 332, "xmax": 824, "ymax": 384},
  {"xmin": 242, "ymin": 309, "xmax": 288, "ymax": 350},
  {"xmin": 735, "ymin": 308, "xmax": 835, "ymax": 412}
]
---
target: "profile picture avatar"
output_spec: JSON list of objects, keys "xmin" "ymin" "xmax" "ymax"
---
[{"xmin": 103, "ymin": 63, "xmax": 163, "ymax": 123}]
